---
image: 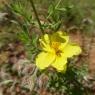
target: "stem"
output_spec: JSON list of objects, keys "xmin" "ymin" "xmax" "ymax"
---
[{"xmin": 29, "ymin": 0, "xmax": 44, "ymax": 34}]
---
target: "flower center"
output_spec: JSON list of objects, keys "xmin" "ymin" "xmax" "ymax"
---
[{"xmin": 51, "ymin": 42, "xmax": 62, "ymax": 56}]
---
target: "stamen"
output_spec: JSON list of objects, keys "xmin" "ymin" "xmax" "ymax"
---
[
  {"xmin": 51, "ymin": 42, "xmax": 62, "ymax": 56},
  {"xmin": 56, "ymin": 50, "xmax": 62, "ymax": 56}
]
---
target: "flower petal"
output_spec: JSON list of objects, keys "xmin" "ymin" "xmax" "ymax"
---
[
  {"xmin": 50, "ymin": 31, "xmax": 67, "ymax": 43},
  {"xmin": 39, "ymin": 34, "xmax": 51, "ymax": 51},
  {"xmin": 52, "ymin": 31, "xmax": 69, "ymax": 49},
  {"xmin": 63, "ymin": 43, "xmax": 82, "ymax": 58},
  {"xmin": 51, "ymin": 56, "xmax": 67, "ymax": 72},
  {"xmin": 44, "ymin": 34, "xmax": 50, "ymax": 44},
  {"xmin": 57, "ymin": 31, "xmax": 69, "ymax": 43},
  {"xmin": 36, "ymin": 52, "xmax": 55, "ymax": 70}
]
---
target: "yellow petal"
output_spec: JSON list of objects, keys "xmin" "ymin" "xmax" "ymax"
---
[
  {"xmin": 51, "ymin": 56, "xmax": 67, "ymax": 72},
  {"xmin": 58, "ymin": 31, "xmax": 69, "ymax": 49},
  {"xmin": 39, "ymin": 39, "xmax": 47, "ymax": 48},
  {"xmin": 51, "ymin": 31, "xmax": 69, "ymax": 49},
  {"xmin": 57, "ymin": 31, "xmax": 69, "ymax": 42},
  {"xmin": 40, "ymin": 34, "xmax": 50, "ymax": 46},
  {"xmin": 36, "ymin": 52, "xmax": 55, "ymax": 70},
  {"xmin": 43, "ymin": 34, "xmax": 50, "ymax": 44},
  {"xmin": 50, "ymin": 31, "xmax": 66, "ymax": 43},
  {"xmin": 63, "ymin": 43, "xmax": 82, "ymax": 58},
  {"xmin": 39, "ymin": 34, "xmax": 52, "ymax": 52},
  {"xmin": 56, "ymin": 31, "xmax": 69, "ymax": 44},
  {"xmin": 39, "ymin": 38, "xmax": 51, "ymax": 51}
]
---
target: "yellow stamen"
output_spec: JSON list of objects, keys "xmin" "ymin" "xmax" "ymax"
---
[{"xmin": 51, "ymin": 42, "xmax": 62, "ymax": 56}]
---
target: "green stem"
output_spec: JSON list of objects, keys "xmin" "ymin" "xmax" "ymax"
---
[{"xmin": 29, "ymin": 0, "xmax": 44, "ymax": 34}]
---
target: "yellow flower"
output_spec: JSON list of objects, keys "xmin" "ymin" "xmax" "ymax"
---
[{"xmin": 36, "ymin": 31, "xmax": 81, "ymax": 72}]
